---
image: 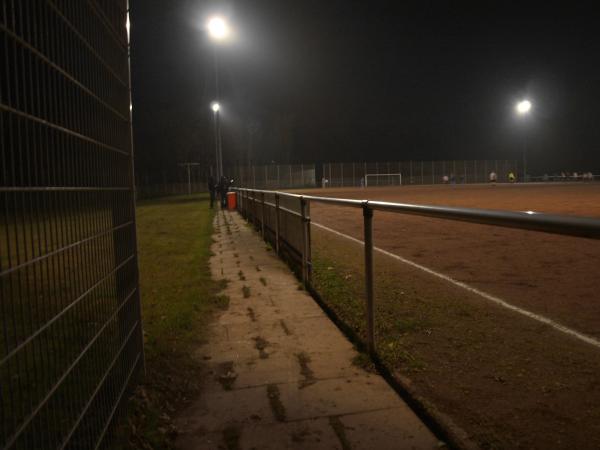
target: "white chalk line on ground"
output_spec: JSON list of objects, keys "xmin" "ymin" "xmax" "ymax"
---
[{"xmin": 311, "ymin": 221, "xmax": 600, "ymax": 350}]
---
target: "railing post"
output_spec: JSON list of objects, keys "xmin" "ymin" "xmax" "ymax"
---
[
  {"xmin": 243, "ymin": 190, "xmax": 247, "ymax": 218},
  {"xmin": 260, "ymin": 192, "xmax": 265, "ymax": 239},
  {"xmin": 275, "ymin": 193, "xmax": 280, "ymax": 255},
  {"xmin": 306, "ymin": 200, "xmax": 312, "ymax": 282},
  {"xmin": 300, "ymin": 196, "xmax": 309, "ymax": 286},
  {"xmin": 363, "ymin": 203, "xmax": 375, "ymax": 356},
  {"xmin": 252, "ymin": 190, "xmax": 257, "ymax": 227}
]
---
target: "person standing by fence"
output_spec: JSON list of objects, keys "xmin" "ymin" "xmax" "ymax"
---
[
  {"xmin": 208, "ymin": 175, "xmax": 216, "ymax": 208},
  {"xmin": 218, "ymin": 176, "xmax": 230, "ymax": 209}
]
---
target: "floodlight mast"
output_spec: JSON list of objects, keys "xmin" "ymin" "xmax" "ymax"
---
[
  {"xmin": 211, "ymin": 102, "xmax": 222, "ymax": 179},
  {"xmin": 206, "ymin": 16, "xmax": 231, "ymax": 178},
  {"xmin": 516, "ymin": 99, "xmax": 532, "ymax": 181}
]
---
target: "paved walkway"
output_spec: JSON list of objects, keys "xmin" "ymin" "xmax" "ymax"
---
[{"xmin": 175, "ymin": 210, "xmax": 440, "ymax": 449}]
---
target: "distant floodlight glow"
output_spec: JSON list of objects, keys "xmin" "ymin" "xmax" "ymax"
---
[
  {"xmin": 211, "ymin": 102, "xmax": 220, "ymax": 112},
  {"xmin": 516, "ymin": 99, "xmax": 532, "ymax": 114},
  {"xmin": 207, "ymin": 17, "xmax": 230, "ymax": 40}
]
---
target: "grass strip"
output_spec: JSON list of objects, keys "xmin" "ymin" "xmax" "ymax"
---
[{"xmin": 114, "ymin": 194, "xmax": 225, "ymax": 449}]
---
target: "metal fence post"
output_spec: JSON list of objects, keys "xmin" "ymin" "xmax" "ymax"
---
[
  {"xmin": 252, "ymin": 190, "xmax": 258, "ymax": 227},
  {"xmin": 300, "ymin": 196, "xmax": 309, "ymax": 285},
  {"xmin": 275, "ymin": 193, "xmax": 280, "ymax": 255},
  {"xmin": 363, "ymin": 203, "xmax": 375, "ymax": 355},
  {"xmin": 260, "ymin": 192, "xmax": 266, "ymax": 239}
]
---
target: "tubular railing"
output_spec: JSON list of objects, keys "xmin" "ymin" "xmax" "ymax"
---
[{"xmin": 235, "ymin": 187, "xmax": 600, "ymax": 355}]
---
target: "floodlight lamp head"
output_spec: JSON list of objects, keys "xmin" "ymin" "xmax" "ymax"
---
[
  {"xmin": 211, "ymin": 102, "xmax": 220, "ymax": 113},
  {"xmin": 516, "ymin": 99, "xmax": 532, "ymax": 115},
  {"xmin": 207, "ymin": 16, "xmax": 230, "ymax": 40}
]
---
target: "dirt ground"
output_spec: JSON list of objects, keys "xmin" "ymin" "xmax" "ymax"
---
[
  {"xmin": 304, "ymin": 183, "xmax": 600, "ymax": 338},
  {"xmin": 297, "ymin": 183, "xmax": 600, "ymax": 449}
]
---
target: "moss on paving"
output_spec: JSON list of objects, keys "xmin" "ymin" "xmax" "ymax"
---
[
  {"xmin": 328, "ymin": 416, "xmax": 352, "ymax": 450},
  {"xmin": 296, "ymin": 352, "xmax": 316, "ymax": 389},
  {"xmin": 266, "ymin": 384, "xmax": 286, "ymax": 422},
  {"xmin": 222, "ymin": 424, "xmax": 241, "ymax": 450},
  {"xmin": 242, "ymin": 285, "xmax": 251, "ymax": 298}
]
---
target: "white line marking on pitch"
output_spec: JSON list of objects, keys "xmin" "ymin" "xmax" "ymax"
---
[{"xmin": 311, "ymin": 221, "xmax": 600, "ymax": 350}]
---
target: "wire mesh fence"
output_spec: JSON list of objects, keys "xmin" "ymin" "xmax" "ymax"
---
[
  {"xmin": 321, "ymin": 160, "xmax": 519, "ymax": 187},
  {"xmin": 1, "ymin": 1, "xmax": 142, "ymax": 449},
  {"xmin": 228, "ymin": 164, "xmax": 317, "ymax": 189},
  {"xmin": 135, "ymin": 164, "xmax": 209, "ymax": 199}
]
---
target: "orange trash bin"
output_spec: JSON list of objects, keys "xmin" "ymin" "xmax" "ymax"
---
[{"xmin": 227, "ymin": 191, "xmax": 237, "ymax": 210}]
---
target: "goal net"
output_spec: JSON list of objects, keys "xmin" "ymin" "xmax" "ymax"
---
[{"xmin": 364, "ymin": 173, "xmax": 402, "ymax": 187}]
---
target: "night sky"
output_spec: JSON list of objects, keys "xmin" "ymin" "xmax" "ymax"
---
[{"xmin": 130, "ymin": 1, "xmax": 600, "ymax": 178}]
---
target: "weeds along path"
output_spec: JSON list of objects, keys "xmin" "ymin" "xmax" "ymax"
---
[
  {"xmin": 310, "ymin": 221, "xmax": 600, "ymax": 450},
  {"xmin": 117, "ymin": 195, "xmax": 225, "ymax": 449}
]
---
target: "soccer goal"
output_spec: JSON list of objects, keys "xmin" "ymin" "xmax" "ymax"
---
[{"xmin": 364, "ymin": 173, "xmax": 402, "ymax": 187}]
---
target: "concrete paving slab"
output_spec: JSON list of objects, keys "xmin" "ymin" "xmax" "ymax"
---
[
  {"xmin": 175, "ymin": 210, "xmax": 439, "ymax": 450},
  {"xmin": 340, "ymin": 408, "xmax": 441, "ymax": 450}
]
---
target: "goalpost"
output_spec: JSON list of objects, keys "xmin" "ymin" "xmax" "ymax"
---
[{"xmin": 364, "ymin": 173, "xmax": 402, "ymax": 187}]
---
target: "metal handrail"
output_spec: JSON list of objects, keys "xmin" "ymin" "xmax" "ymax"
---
[
  {"xmin": 236, "ymin": 187, "xmax": 600, "ymax": 239},
  {"xmin": 234, "ymin": 187, "xmax": 600, "ymax": 356}
]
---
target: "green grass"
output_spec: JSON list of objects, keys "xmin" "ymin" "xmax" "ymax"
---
[
  {"xmin": 310, "ymin": 234, "xmax": 438, "ymax": 371},
  {"xmin": 115, "ymin": 194, "xmax": 225, "ymax": 449}
]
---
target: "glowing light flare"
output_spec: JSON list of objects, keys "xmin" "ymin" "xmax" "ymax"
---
[
  {"xmin": 207, "ymin": 17, "xmax": 230, "ymax": 40},
  {"xmin": 211, "ymin": 102, "xmax": 220, "ymax": 112},
  {"xmin": 516, "ymin": 99, "xmax": 532, "ymax": 114}
]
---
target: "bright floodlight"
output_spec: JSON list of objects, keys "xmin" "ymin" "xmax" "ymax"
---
[
  {"xmin": 207, "ymin": 17, "xmax": 230, "ymax": 40},
  {"xmin": 211, "ymin": 102, "xmax": 220, "ymax": 112},
  {"xmin": 516, "ymin": 99, "xmax": 532, "ymax": 114}
]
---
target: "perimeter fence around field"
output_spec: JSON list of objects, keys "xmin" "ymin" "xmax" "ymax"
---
[
  {"xmin": 234, "ymin": 188, "xmax": 600, "ymax": 356},
  {"xmin": 1, "ymin": 2, "xmax": 143, "ymax": 449},
  {"xmin": 322, "ymin": 160, "xmax": 519, "ymax": 187},
  {"xmin": 227, "ymin": 164, "xmax": 317, "ymax": 189},
  {"xmin": 134, "ymin": 163, "xmax": 317, "ymax": 199},
  {"xmin": 135, "ymin": 164, "xmax": 209, "ymax": 199}
]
